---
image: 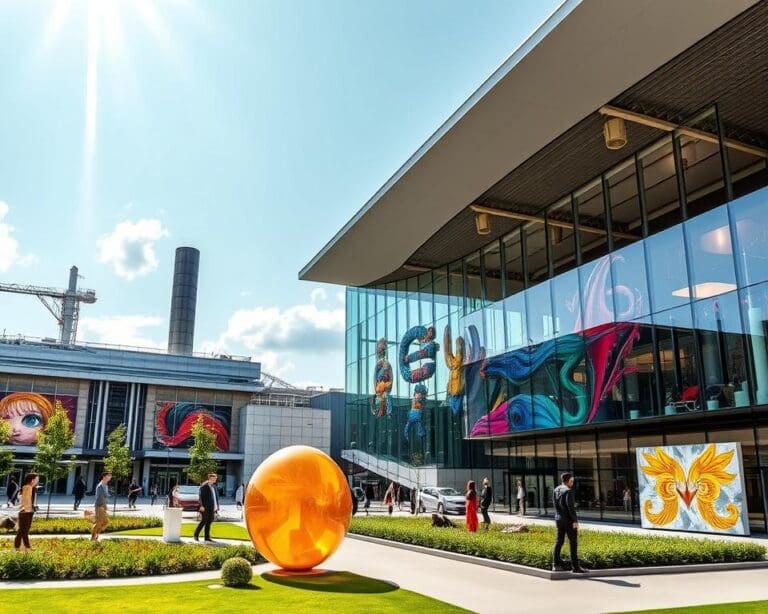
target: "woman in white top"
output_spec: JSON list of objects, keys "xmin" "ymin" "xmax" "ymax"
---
[
  {"xmin": 235, "ymin": 483, "xmax": 244, "ymax": 509},
  {"xmin": 15, "ymin": 472, "xmax": 39, "ymax": 551},
  {"xmin": 516, "ymin": 479, "xmax": 526, "ymax": 516}
]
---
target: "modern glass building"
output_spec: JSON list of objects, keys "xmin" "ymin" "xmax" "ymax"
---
[{"xmin": 301, "ymin": 1, "xmax": 768, "ymax": 531}]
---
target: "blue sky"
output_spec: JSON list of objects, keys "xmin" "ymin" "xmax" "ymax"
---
[{"xmin": 0, "ymin": 0, "xmax": 561, "ymax": 387}]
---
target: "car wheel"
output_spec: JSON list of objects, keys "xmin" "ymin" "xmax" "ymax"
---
[{"xmin": 437, "ymin": 503, "xmax": 444, "ymax": 515}]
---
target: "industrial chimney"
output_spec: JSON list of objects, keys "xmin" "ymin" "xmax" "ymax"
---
[{"xmin": 167, "ymin": 247, "xmax": 200, "ymax": 355}]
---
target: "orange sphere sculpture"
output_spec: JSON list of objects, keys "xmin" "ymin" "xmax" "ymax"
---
[{"xmin": 244, "ymin": 445, "xmax": 352, "ymax": 571}]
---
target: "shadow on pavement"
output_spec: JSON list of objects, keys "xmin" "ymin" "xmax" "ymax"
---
[
  {"xmin": 261, "ymin": 570, "xmax": 399, "ymax": 594},
  {"xmin": 586, "ymin": 578, "xmax": 642, "ymax": 588}
]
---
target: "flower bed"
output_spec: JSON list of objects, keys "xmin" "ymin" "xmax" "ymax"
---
[
  {"xmin": 349, "ymin": 517, "xmax": 766, "ymax": 570},
  {"xmin": 0, "ymin": 538, "xmax": 263, "ymax": 579},
  {"xmin": 0, "ymin": 515, "xmax": 162, "ymax": 535}
]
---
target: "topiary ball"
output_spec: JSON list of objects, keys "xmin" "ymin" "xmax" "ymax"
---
[
  {"xmin": 221, "ymin": 556, "xmax": 253, "ymax": 587},
  {"xmin": 245, "ymin": 445, "xmax": 352, "ymax": 571}
]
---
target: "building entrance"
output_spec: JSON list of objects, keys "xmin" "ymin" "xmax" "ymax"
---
[{"xmin": 505, "ymin": 471, "xmax": 556, "ymax": 516}]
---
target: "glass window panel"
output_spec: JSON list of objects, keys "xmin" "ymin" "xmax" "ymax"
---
[
  {"xmin": 681, "ymin": 108, "xmax": 727, "ymax": 219},
  {"xmin": 464, "ymin": 251, "xmax": 483, "ymax": 312},
  {"xmin": 503, "ymin": 230, "xmax": 524, "ymax": 297},
  {"xmin": 655, "ymin": 305, "xmax": 701, "ymax": 415},
  {"xmin": 447, "ymin": 260, "xmax": 463, "ymax": 314},
  {"xmin": 483, "ymin": 300, "xmax": 506, "ymax": 358},
  {"xmin": 548, "ymin": 198, "xmax": 578, "ymax": 276},
  {"xmin": 694, "ymin": 292, "xmax": 746, "ymax": 410},
  {"xmin": 482, "ymin": 242, "xmax": 503, "ymax": 303},
  {"xmin": 645, "ymin": 225, "xmax": 690, "ymax": 313},
  {"xmin": 504, "ymin": 292, "xmax": 526, "ymax": 351},
  {"xmin": 575, "ymin": 179, "xmax": 608, "ymax": 265},
  {"xmin": 346, "ymin": 288, "xmax": 358, "ymax": 329},
  {"xmin": 579, "ymin": 255, "xmax": 614, "ymax": 332},
  {"xmin": 624, "ymin": 323, "xmax": 660, "ymax": 419},
  {"xmin": 524, "ymin": 224, "xmax": 549, "ymax": 286},
  {"xmin": 730, "ymin": 186, "xmax": 768, "ymax": 289},
  {"xmin": 433, "ymin": 267, "xmax": 450, "ymax": 321},
  {"xmin": 551, "ymin": 269, "xmax": 581, "ymax": 337},
  {"xmin": 727, "ymin": 127, "xmax": 768, "ymax": 200},
  {"xmin": 611, "ymin": 241, "xmax": 651, "ymax": 321},
  {"xmin": 606, "ymin": 159, "xmax": 642, "ymax": 250},
  {"xmin": 739, "ymin": 282, "xmax": 768, "ymax": 405},
  {"xmin": 642, "ymin": 136, "xmax": 682, "ymax": 234},
  {"xmin": 664, "ymin": 429, "xmax": 705, "ymax": 447},
  {"xmin": 525, "ymin": 281, "xmax": 553, "ymax": 346},
  {"xmin": 685, "ymin": 205, "xmax": 737, "ymax": 299},
  {"xmin": 461, "ymin": 309, "xmax": 486, "ymax": 365},
  {"xmin": 568, "ymin": 434, "xmax": 600, "ymax": 518}
]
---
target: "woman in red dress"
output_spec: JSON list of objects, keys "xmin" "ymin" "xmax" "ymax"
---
[{"xmin": 465, "ymin": 480, "xmax": 479, "ymax": 533}]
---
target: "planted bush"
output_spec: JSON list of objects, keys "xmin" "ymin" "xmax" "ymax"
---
[
  {"xmin": 221, "ymin": 556, "xmax": 253, "ymax": 586},
  {"xmin": 349, "ymin": 517, "xmax": 766, "ymax": 570},
  {"xmin": 0, "ymin": 515, "xmax": 162, "ymax": 536},
  {"xmin": 0, "ymin": 538, "xmax": 263, "ymax": 580}
]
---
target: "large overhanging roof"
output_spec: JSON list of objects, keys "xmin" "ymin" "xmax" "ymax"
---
[{"xmin": 299, "ymin": 0, "xmax": 760, "ymax": 287}]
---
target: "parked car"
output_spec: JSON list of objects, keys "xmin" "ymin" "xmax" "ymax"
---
[
  {"xmin": 418, "ymin": 486, "xmax": 466, "ymax": 515},
  {"xmin": 170, "ymin": 485, "xmax": 200, "ymax": 511}
]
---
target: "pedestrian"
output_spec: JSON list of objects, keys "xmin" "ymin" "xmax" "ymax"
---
[
  {"xmin": 235, "ymin": 483, "xmax": 245, "ymax": 511},
  {"xmin": 465, "ymin": 480, "xmax": 478, "ymax": 533},
  {"xmin": 150, "ymin": 483, "xmax": 158, "ymax": 506},
  {"xmin": 622, "ymin": 485, "xmax": 632, "ymax": 513},
  {"xmin": 363, "ymin": 483, "xmax": 374, "ymax": 516},
  {"xmin": 14, "ymin": 472, "xmax": 38, "ymax": 551},
  {"xmin": 383, "ymin": 482, "xmax": 395, "ymax": 516},
  {"xmin": 480, "ymin": 477, "xmax": 493, "ymax": 530},
  {"xmin": 516, "ymin": 479, "xmax": 526, "ymax": 516},
  {"xmin": 6, "ymin": 477, "xmax": 19, "ymax": 507},
  {"xmin": 397, "ymin": 484, "xmax": 405, "ymax": 511},
  {"xmin": 552, "ymin": 472, "xmax": 587, "ymax": 574},
  {"xmin": 350, "ymin": 485, "xmax": 358, "ymax": 516},
  {"xmin": 73, "ymin": 476, "xmax": 86, "ymax": 510},
  {"xmin": 194, "ymin": 473, "xmax": 219, "ymax": 543},
  {"xmin": 127, "ymin": 480, "xmax": 141, "ymax": 509},
  {"xmin": 91, "ymin": 471, "xmax": 112, "ymax": 542},
  {"xmin": 166, "ymin": 479, "xmax": 177, "ymax": 508}
]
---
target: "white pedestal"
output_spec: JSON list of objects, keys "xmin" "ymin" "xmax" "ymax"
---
[{"xmin": 163, "ymin": 507, "xmax": 182, "ymax": 543}]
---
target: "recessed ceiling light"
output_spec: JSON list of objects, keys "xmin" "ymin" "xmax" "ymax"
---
[{"xmin": 672, "ymin": 282, "xmax": 737, "ymax": 299}]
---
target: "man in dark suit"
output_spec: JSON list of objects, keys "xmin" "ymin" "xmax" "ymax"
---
[
  {"xmin": 552, "ymin": 472, "xmax": 587, "ymax": 574},
  {"xmin": 194, "ymin": 473, "xmax": 219, "ymax": 543}
]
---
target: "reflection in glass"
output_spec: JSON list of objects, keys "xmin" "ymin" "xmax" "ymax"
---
[
  {"xmin": 740, "ymin": 282, "xmax": 768, "ymax": 405},
  {"xmin": 654, "ymin": 306, "xmax": 700, "ymax": 415},
  {"xmin": 525, "ymin": 281, "xmax": 553, "ymax": 345},
  {"xmin": 685, "ymin": 206, "xmax": 737, "ymax": 299},
  {"xmin": 611, "ymin": 241, "xmax": 650, "ymax": 320},
  {"xmin": 730, "ymin": 188, "xmax": 768, "ymax": 289},
  {"xmin": 551, "ymin": 269, "xmax": 580, "ymax": 337},
  {"xmin": 645, "ymin": 225, "xmax": 690, "ymax": 312}
]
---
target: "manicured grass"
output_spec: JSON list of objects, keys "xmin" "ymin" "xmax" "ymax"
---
[
  {"xmin": 0, "ymin": 574, "xmax": 469, "ymax": 614},
  {"xmin": 621, "ymin": 601, "xmax": 768, "ymax": 613},
  {"xmin": 349, "ymin": 517, "xmax": 766, "ymax": 570},
  {"xmin": 0, "ymin": 538, "xmax": 262, "ymax": 579},
  {"xmin": 117, "ymin": 522, "xmax": 250, "ymax": 541},
  {"xmin": 0, "ymin": 515, "xmax": 162, "ymax": 535}
]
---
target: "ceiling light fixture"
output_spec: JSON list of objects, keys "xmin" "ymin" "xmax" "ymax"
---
[
  {"xmin": 475, "ymin": 212, "xmax": 491, "ymax": 235},
  {"xmin": 603, "ymin": 117, "xmax": 627, "ymax": 150}
]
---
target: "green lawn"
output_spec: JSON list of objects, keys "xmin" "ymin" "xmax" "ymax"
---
[
  {"xmin": 622, "ymin": 602, "xmax": 768, "ymax": 613},
  {"xmin": 0, "ymin": 574, "xmax": 470, "ymax": 614},
  {"xmin": 117, "ymin": 522, "xmax": 250, "ymax": 540}
]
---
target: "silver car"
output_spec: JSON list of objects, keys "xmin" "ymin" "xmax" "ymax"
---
[{"xmin": 419, "ymin": 487, "xmax": 466, "ymax": 515}]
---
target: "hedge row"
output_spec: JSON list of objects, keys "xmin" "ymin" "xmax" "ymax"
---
[
  {"xmin": 0, "ymin": 538, "xmax": 263, "ymax": 579},
  {"xmin": 0, "ymin": 515, "xmax": 162, "ymax": 535},
  {"xmin": 349, "ymin": 517, "xmax": 766, "ymax": 570}
]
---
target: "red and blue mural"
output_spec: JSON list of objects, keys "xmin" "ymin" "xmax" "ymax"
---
[{"xmin": 154, "ymin": 402, "xmax": 231, "ymax": 450}]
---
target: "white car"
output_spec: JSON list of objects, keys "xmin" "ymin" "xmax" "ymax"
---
[{"xmin": 419, "ymin": 487, "xmax": 466, "ymax": 515}]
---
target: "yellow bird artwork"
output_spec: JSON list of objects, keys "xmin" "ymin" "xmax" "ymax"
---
[{"xmin": 639, "ymin": 444, "xmax": 740, "ymax": 531}]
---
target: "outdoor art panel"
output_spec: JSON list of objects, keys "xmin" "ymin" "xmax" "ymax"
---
[
  {"xmin": 636, "ymin": 442, "xmax": 750, "ymax": 536},
  {"xmin": 0, "ymin": 391, "xmax": 78, "ymax": 445},
  {"xmin": 153, "ymin": 401, "xmax": 232, "ymax": 451}
]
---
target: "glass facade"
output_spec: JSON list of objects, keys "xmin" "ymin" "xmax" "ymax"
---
[{"xmin": 344, "ymin": 105, "xmax": 768, "ymax": 528}]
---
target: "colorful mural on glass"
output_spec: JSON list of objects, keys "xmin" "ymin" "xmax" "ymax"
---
[
  {"xmin": 637, "ymin": 443, "xmax": 749, "ymax": 535},
  {"xmin": 443, "ymin": 326, "xmax": 465, "ymax": 417},
  {"xmin": 371, "ymin": 338, "xmax": 393, "ymax": 417},
  {"xmin": 154, "ymin": 402, "xmax": 231, "ymax": 451},
  {"xmin": 468, "ymin": 254, "xmax": 642, "ymax": 436},
  {"xmin": 399, "ymin": 325, "xmax": 438, "ymax": 439},
  {"xmin": 0, "ymin": 392, "xmax": 77, "ymax": 445}
]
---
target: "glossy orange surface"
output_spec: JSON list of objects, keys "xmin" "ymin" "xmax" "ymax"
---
[{"xmin": 244, "ymin": 445, "xmax": 352, "ymax": 571}]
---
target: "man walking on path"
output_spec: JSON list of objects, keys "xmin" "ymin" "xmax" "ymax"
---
[
  {"xmin": 480, "ymin": 477, "xmax": 493, "ymax": 530},
  {"xmin": 552, "ymin": 472, "xmax": 587, "ymax": 574},
  {"xmin": 91, "ymin": 472, "xmax": 111, "ymax": 541},
  {"xmin": 194, "ymin": 473, "xmax": 219, "ymax": 543},
  {"xmin": 73, "ymin": 476, "xmax": 86, "ymax": 510}
]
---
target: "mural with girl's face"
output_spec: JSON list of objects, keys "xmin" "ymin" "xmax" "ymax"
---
[{"xmin": 0, "ymin": 392, "xmax": 78, "ymax": 445}]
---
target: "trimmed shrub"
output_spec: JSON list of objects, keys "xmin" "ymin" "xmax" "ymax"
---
[
  {"xmin": 349, "ymin": 517, "xmax": 766, "ymax": 570},
  {"xmin": 221, "ymin": 556, "xmax": 254, "ymax": 587},
  {"xmin": 0, "ymin": 515, "xmax": 163, "ymax": 536},
  {"xmin": 0, "ymin": 538, "xmax": 263, "ymax": 580}
]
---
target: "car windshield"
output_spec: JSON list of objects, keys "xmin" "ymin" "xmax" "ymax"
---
[
  {"xmin": 177, "ymin": 486, "xmax": 198, "ymax": 495},
  {"xmin": 437, "ymin": 488, "xmax": 460, "ymax": 496}
]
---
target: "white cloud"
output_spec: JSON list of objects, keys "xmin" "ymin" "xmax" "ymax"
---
[
  {"xmin": 79, "ymin": 315, "xmax": 165, "ymax": 349},
  {"xmin": 202, "ymin": 290, "xmax": 345, "ymax": 381},
  {"xmin": 97, "ymin": 218, "xmax": 169, "ymax": 280},
  {"xmin": 0, "ymin": 201, "xmax": 21, "ymax": 273}
]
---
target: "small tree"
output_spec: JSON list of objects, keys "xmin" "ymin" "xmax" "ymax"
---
[
  {"xmin": 0, "ymin": 419, "xmax": 14, "ymax": 482},
  {"xmin": 104, "ymin": 424, "xmax": 133, "ymax": 515},
  {"xmin": 34, "ymin": 402, "xmax": 75, "ymax": 518},
  {"xmin": 187, "ymin": 415, "xmax": 218, "ymax": 484}
]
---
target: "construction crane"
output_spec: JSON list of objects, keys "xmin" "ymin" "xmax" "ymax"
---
[
  {"xmin": 0, "ymin": 266, "xmax": 97, "ymax": 345},
  {"xmin": 261, "ymin": 371, "xmax": 297, "ymax": 390}
]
